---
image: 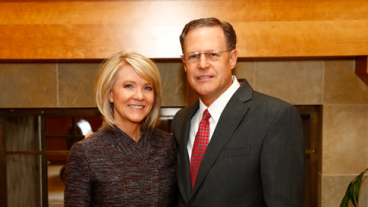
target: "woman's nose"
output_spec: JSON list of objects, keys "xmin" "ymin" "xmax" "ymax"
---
[{"xmin": 133, "ymin": 88, "xmax": 145, "ymax": 100}]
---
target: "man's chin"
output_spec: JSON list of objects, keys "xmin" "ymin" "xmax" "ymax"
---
[{"xmin": 197, "ymin": 90, "xmax": 216, "ymax": 100}]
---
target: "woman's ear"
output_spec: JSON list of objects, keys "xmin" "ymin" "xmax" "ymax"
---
[{"xmin": 108, "ymin": 90, "xmax": 114, "ymax": 103}]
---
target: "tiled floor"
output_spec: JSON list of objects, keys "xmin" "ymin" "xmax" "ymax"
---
[{"xmin": 48, "ymin": 165, "xmax": 65, "ymax": 207}]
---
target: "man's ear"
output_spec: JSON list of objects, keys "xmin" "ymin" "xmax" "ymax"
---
[
  {"xmin": 230, "ymin": 49, "xmax": 238, "ymax": 70},
  {"xmin": 181, "ymin": 56, "xmax": 187, "ymax": 72}
]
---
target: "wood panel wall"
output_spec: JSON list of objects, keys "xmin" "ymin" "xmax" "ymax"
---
[
  {"xmin": 0, "ymin": 0, "xmax": 368, "ymax": 59},
  {"xmin": 4, "ymin": 116, "xmax": 41, "ymax": 207}
]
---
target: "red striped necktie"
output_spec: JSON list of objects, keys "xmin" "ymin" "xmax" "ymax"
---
[{"xmin": 190, "ymin": 109, "xmax": 211, "ymax": 190}]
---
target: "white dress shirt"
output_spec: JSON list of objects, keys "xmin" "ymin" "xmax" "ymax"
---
[{"xmin": 187, "ymin": 76, "xmax": 241, "ymax": 161}]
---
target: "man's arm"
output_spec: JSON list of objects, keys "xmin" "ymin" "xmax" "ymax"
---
[
  {"xmin": 260, "ymin": 104, "xmax": 305, "ymax": 206},
  {"xmin": 85, "ymin": 132, "xmax": 94, "ymax": 138}
]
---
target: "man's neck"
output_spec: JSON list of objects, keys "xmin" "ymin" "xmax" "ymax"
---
[
  {"xmin": 199, "ymin": 81, "xmax": 233, "ymax": 107},
  {"xmin": 200, "ymin": 96, "xmax": 217, "ymax": 107}
]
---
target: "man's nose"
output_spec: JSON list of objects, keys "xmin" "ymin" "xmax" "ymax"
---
[{"xmin": 198, "ymin": 53, "xmax": 210, "ymax": 69}]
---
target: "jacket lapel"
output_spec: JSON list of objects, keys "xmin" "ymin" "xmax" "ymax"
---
[
  {"xmin": 179, "ymin": 102, "xmax": 199, "ymax": 200},
  {"xmin": 190, "ymin": 80, "xmax": 254, "ymax": 197}
]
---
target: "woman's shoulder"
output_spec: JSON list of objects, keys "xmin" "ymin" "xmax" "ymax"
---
[
  {"xmin": 150, "ymin": 128, "xmax": 177, "ymax": 153},
  {"xmin": 151, "ymin": 128, "xmax": 175, "ymax": 145},
  {"xmin": 71, "ymin": 130, "xmax": 111, "ymax": 152},
  {"xmin": 152, "ymin": 128, "xmax": 173, "ymax": 139}
]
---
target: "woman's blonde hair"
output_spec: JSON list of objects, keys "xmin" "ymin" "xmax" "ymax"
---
[{"xmin": 95, "ymin": 52, "xmax": 162, "ymax": 131}]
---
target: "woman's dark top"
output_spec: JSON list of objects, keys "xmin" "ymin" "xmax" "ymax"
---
[{"xmin": 64, "ymin": 127, "xmax": 177, "ymax": 206}]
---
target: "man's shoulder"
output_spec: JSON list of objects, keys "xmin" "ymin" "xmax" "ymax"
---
[
  {"xmin": 234, "ymin": 80, "xmax": 290, "ymax": 106},
  {"xmin": 251, "ymin": 90, "xmax": 298, "ymax": 114},
  {"xmin": 172, "ymin": 102, "xmax": 197, "ymax": 135},
  {"xmin": 175, "ymin": 101, "xmax": 197, "ymax": 119},
  {"xmin": 254, "ymin": 91, "xmax": 289, "ymax": 104}
]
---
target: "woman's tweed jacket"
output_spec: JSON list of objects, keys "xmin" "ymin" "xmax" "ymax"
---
[{"xmin": 64, "ymin": 127, "xmax": 177, "ymax": 206}]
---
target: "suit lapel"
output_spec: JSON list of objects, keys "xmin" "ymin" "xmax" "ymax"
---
[
  {"xmin": 190, "ymin": 81, "xmax": 254, "ymax": 197},
  {"xmin": 179, "ymin": 102, "xmax": 199, "ymax": 200}
]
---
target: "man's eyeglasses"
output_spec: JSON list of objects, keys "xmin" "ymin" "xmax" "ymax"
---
[{"xmin": 181, "ymin": 50, "xmax": 232, "ymax": 63}]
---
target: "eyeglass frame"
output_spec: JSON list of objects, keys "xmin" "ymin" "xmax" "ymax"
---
[{"xmin": 181, "ymin": 49, "xmax": 233, "ymax": 63}]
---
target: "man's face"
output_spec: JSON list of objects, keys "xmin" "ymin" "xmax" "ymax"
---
[{"xmin": 182, "ymin": 26, "xmax": 238, "ymax": 106}]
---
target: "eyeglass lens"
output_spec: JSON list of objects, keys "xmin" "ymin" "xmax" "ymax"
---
[{"xmin": 186, "ymin": 50, "xmax": 228, "ymax": 63}]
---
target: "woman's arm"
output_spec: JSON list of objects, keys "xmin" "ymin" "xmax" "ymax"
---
[{"xmin": 64, "ymin": 143, "xmax": 92, "ymax": 206}]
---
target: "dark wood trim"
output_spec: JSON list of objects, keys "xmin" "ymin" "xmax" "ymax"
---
[
  {"xmin": 0, "ymin": 116, "xmax": 7, "ymax": 206},
  {"xmin": 317, "ymin": 105, "xmax": 323, "ymax": 207},
  {"xmin": 6, "ymin": 151, "xmax": 70, "ymax": 156},
  {"xmin": 40, "ymin": 116, "xmax": 48, "ymax": 207},
  {"xmin": 296, "ymin": 105, "xmax": 320, "ymax": 207},
  {"xmin": 309, "ymin": 107, "xmax": 320, "ymax": 207},
  {"xmin": 355, "ymin": 56, "xmax": 368, "ymax": 86},
  {"xmin": 45, "ymin": 135, "xmax": 85, "ymax": 139},
  {"xmin": 0, "ymin": 108, "xmax": 100, "ymax": 117}
]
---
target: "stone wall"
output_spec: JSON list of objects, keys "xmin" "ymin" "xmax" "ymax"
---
[{"xmin": 1, "ymin": 57, "xmax": 368, "ymax": 206}]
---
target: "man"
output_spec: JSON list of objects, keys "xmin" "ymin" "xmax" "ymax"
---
[{"xmin": 173, "ymin": 17, "xmax": 304, "ymax": 206}]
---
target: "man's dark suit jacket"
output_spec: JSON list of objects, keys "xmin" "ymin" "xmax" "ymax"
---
[{"xmin": 172, "ymin": 80, "xmax": 305, "ymax": 207}]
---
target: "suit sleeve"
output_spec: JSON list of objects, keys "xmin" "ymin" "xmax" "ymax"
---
[
  {"xmin": 64, "ymin": 143, "xmax": 92, "ymax": 206},
  {"xmin": 260, "ymin": 104, "xmax": 305, "ymax": 206}
]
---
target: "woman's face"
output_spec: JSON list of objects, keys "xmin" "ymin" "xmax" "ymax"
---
[{"xmin": 109, "ymin": 65, "xmax": 155, "ymax": 128}]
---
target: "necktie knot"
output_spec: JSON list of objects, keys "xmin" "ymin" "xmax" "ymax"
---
[{"xmin": 202, "ymin": 109, "xmax": 211, "ymax": 121}]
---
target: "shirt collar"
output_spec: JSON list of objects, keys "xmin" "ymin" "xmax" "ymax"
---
[{"xmin": 199, "ymin": 75, "xmax": 240, "ymax": 122}]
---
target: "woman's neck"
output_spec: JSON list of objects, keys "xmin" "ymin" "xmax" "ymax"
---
[{"xmin": 116, "ymin": 122, "xmax": 142, "ymax": 142}]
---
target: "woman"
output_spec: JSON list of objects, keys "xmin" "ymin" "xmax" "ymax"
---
[{"xmin": 64, "ymin": 52, "xmax": 177, "ymax": 206}]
